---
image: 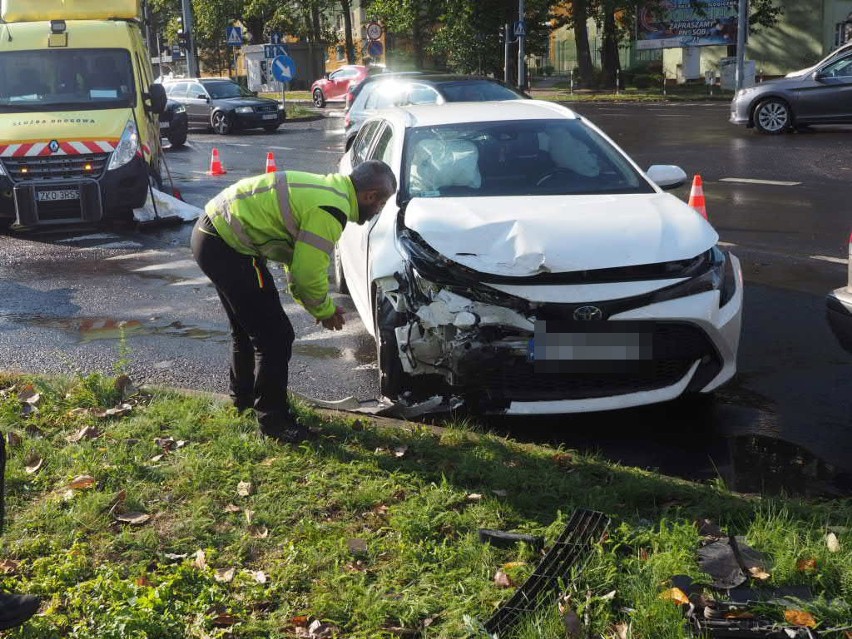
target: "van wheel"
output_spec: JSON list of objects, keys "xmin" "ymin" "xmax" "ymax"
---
[
  {"xmin": 211, "ymin": 111, "xmax": 232, "ymax": 135},
  {"xmin": 313, "ymin": 89, "xmax": 326, "ymax": 108}
]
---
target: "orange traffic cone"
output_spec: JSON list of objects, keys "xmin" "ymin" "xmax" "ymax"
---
[
  {"xmin": 208, "ymin": 148, "xmax": 227, "ymax": 176},
  {"xmin": 265, "ymin": 151, "xmax": 277, "ymax": 173},
  {"xmin": 688, "ymin": 174, "xmax": 707, "ymax": 219}
]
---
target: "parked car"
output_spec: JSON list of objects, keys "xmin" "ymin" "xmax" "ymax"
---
[
  {"xmin": 344, "ymin": 70, "xmax": 426, "ymax": 111},
  {"xmin": 730, "ymin": 44, "xmax": 852, "ymax": 134},
  {"xmin": 344, "ymin": 74, "xmax": 528, "ymax": 149},
  {"xmin": 335, "ymin": 101, "xmax": 744, "ymax": 413},
  {"xmin": 311, "ymin": 64, "xmax": 368, "ymax": 108},
  {"xmin": 159, "ymin": 98, "xmax": 188, "ymax": 147},
  {"xmin": 826, "ymin": 233, "xmax": 852, "ymax": 353},
  {"xmin": 162, "ymin": 78, "xmax": 285, "ymax": 135}
]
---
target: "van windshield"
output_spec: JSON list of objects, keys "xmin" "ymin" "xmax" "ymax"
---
[{"xmin": 0, "ymin": 49, "xmax": 135, "ymax": 112}]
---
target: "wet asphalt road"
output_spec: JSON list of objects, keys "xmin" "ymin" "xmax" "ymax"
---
[{"xmin": 1, "ymin": 103, "xmax": 850, "ymax": 495}]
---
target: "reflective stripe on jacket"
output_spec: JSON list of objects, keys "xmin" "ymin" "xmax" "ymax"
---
[{"xmin": 205, "ymin": 171, "xmax": 360, "ymax": 320}]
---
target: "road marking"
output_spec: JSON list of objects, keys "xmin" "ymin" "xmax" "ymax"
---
[
  {"xmin": 810, "ymin": 255, "xmax": 848, "ymax": 265},
  {"xmin": 720, "ymin": 177, "xmax": 802, "ymax": 186},
  {"xmin": 106, "ymin": 250, "xmax": 167, "ymax": 261},
  {"xmin": 132, "ymin": 259, "xmax": 198, "ymax": 272}
]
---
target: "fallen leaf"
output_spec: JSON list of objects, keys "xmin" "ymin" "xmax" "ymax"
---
[
  {"xmin": 175, "ymin": 440, "xmax": 187, "ymax": 449},
  {"xmin": 244, "ymin": 509, "xmax": 255, "ymax": 525},
  {"xmin": 237, "ymin": 481, "xmax": 253, "ymax": 497},
  {"xmin": 248, "ymin": 525, "xmax": 269, "ymax": 539},
  {"xmin": 614, "ymin": 622, "xmax": 630, "ymax": 639},
  {"xmin": 0, "ymin": 559, "xmax": 19, "ymax": 574},
  {"xmin": 18, "ymin": 387, "xmax": 40, "ymax": 405},
  {"xmin": 24, "ymin": 455, "xmax": 43, "ymax": 474},
  {"xmin": 194, "ymin": 549, "xmax": 207, "ymax": 569},
  {"xmin": 290, "ymin": 615, "xmax": 310, "ymax": 627},
  {"xmin": 89, "ymin": 408, "xmax": 108, "ymax": 419},
  {"xmin": 253, "ymin": 570, "xmax": 267, "ymax": 584},
  {"xmin": 696, "ymin": 518, "xmax": 725, "ymax": 538},
  {"xmin": 493, "ymin": 569, "xmax": 514, "ymax": 588},
  {"xmin": 6, "ymin": 432, "xmax": 21, "ymax": 447},
  {"xmin": 784, "ymin": 609, "xmax": 817, "ymax": 628},
  {"xmin": 67, "ymin": 425, "xmax": 100, "ymax": 442},
  {"xmin": 748, "ymin": 566, "xmax": 771, "ymax": 581},
  {"xmin": 502, "ymin": 561, "xmax": 526, "ymax": 570},
  {"xmin": 67, "ymin": 475, "xmax": 96, "ymax": 490},
  {"xmin": 105, "ymin": 404, "xmax": 132, "ymax": 417},
  {"xmin": 393, "ymin": 445, "xmax": 408, "ymax": 458},
  {"xmin": 346, "ymin": 560, "xmax": 367, "ymax": 572},
  {"xmin": 601, "ymin": 590, "xmax": 617, "ymax": 601},
  {"xmin": 215, "ymin": 567, "xmax": 235, "ymax": 583},
  {"xmin": 347, "ymin": 538, "xmax": 368, "ymax": 555},
  {"xmin": 164, "ymin": 553, "xmax": 187, "ymax": 561},
  {"xmin": 826, "ymin": 532, "xmax": 841, "ymax": 553},
  {"xmin": 724, "ymin": 611, "xmax": 755, "ymax": 619},
  {"xmin": 552, "ymin": 452, "xmax": 574, "ymax": 468},
  {"xmin": 466, "ymin": 493, "xmax": 483, "ymax": 501},
  {"xmin": 492, "ymin": 489, "xmax": 508, "ymax": 497},
  {"xmin": 20, "ymin": 403, "xmax": 38, "ymax": 418},
  {"xmin": 149, "ymin": 454, "xmax": 165, "ymax": 463},
  {"xmin": 116, "ymin": 512, "xmax": 151, "ymax": 526},
  {"xmin": 155, "ymin": 437, "xmax": 176, "ymax": 451},
  {"xmin": 372, "ymin": 504, "xmax": 389, "ymax": 516},
  {"xmin": 136, "ymin": 575, "xmax": 151, "ymax": 587},
  {"xmin": 62, "ymin": 489, "xmax": 75, "ymax": 501},
  {"xmin": 308, "ymin": 619, "xmax": 339, "ymax": 638},
  {"xmin": 796, "ymin": 558, "xmax": 818, "ymax": 572},
  {"xmin": 224, "ymin": 504, "xmax": 242, "ymax": 513},
  {"xmin": 639, "ymin": 548, "xmax": 650, "ymax": 561},
  {"xmin": 211, "ymin": 612, "xmax": 239, "ymax": 627},
  {"xmin": 660, "ymin": 587, "xmax": 690, "ymax": 606}
]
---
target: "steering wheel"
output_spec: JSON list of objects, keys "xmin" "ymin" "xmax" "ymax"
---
[{"xmin": 536, "ymin": 167, "xmax": 578, "ymax": 187}]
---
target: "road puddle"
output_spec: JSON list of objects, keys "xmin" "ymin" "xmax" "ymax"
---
[{"xmin": 293, "ymin": 336, "xmax": 376, "ymax": 365}]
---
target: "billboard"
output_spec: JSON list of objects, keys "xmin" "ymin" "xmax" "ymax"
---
[{"xmin": 636, "ymin": 0, "xmax": 739, "ymax": 50}]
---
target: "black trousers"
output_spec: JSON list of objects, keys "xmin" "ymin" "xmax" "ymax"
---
[{"xmin": 191, "ymin": 218, "xmax": 295, "ymax": 431}]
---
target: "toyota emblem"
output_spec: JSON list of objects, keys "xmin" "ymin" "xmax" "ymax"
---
[
  {"xmin": 573, "ymin": 305, "xmax": 603, "ymax": 321},
  {"xmin": 48, "ymin": 140, "xmax": 60, "ymax": 153}
]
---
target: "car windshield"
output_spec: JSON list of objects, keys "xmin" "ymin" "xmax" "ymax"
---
[
  {"xmin": 205, "ymin": 81, "xmax": 253, "ymax": 99},
  {"xmin": 439, "ymin": 80, "xmax": 525, "ymax": 102},
  {"xmin": 0, "ymin": 49, "xmax": 135, "ymax": 112},
  {"xmin": 403, "ymin": 118, "xmax": 654, "ymax": 199}
]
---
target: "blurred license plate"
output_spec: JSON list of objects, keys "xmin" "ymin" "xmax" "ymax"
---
[
  {"xmin": 529, "ymin": 321, "xmax": 653, "ymax": 362},
  {"xmin": 262, "ymin": 114, "xmax": 277, "ymax": 120},
  {"xmin": 36, "ymin": 189, "xmax": 79, "ymax": 202},
  {"xmin": 159, "ymin": 121, "xmax": 170, "ymax": 129}
]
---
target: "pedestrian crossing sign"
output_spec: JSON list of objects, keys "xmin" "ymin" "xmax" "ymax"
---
[{"xmin": 226, "ymin": 26, "xmax": 242, "ymax": 46}]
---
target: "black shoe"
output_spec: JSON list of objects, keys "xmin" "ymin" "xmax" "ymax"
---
[
  {"xmin": 260, "ymin": 424, "xmax": 316, "ymax": 444},
  {"xmin": 0, "ymin": 592, "xmax": 40, "ymax": 630}
]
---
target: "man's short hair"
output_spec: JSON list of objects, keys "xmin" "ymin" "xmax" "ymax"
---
[{"xmin": 350, "ymin": 160, "xmax": 397, "ymax": 196}]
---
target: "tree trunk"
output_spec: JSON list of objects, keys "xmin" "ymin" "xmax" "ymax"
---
[
  {"xmin": 340, "ymin": 0, "xmax": 355, "ymax": 63},
  {"xmin": 412, "ymin": 2, "xmax": 426, "ymax": 69},
  {"xmin": 600, "ymin": 8, "xmax": 620, "ymax": 88},
  {"xmin": 242, "ymin": 17, "xmax": 264, "ymax": 45},
  {"xmin": 572, "ymin": 0, "xmax": 594, "ymax": 87},
  {"xmin": 311, "ymin": 5, "xmax": 322, "ymax": 43}
]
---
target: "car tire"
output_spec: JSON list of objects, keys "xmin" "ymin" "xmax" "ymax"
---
[
  {"xmin": 167, "ymin": 131, "xmax": 187, "ymax": 147},
  {"xmin": 211, "ymin": 111, "xmax": 232, "ymax": 135},
  {"xmin": 313, "ymin": 89, "xmax": 326, "ymax": 108},
  {"xmin": 263, "ymin": 124, "xmax": 280, "ymax": 133},
  {"xmin": 374, "ymin": 291, "xmax": 411, "ymax": 400},
  {"xmin": 332, "ymin": 247, "xmax": 349, "ymax": 294},
  {"xmin": 753, "ymin": 98, "xmax": 792, "ymax": 134}
]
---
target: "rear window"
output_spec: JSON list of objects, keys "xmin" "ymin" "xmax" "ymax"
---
[{"xmin": 439, "ymin": 81, "xmax": 525, "ymax": 102}]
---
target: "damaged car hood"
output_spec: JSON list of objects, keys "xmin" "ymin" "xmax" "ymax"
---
[{"xmin": 403, "ymin": 194, "xmax": 718, "ymax": 277}]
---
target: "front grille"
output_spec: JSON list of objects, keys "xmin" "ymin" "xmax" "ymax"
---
[
  {"xmin": 256, "ymin": 104, "xmax": 277, "ymax": 113},
  {"xmin": 467, "ymin": 323, "xmax": 720, "ymax": 401},
  {"xmin": 1, "ymin": 154, "xmax": 109, "ymax": 183}
]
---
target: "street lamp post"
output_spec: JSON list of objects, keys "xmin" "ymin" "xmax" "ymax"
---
[
  {"xmin": 735, "ymin": 0, "xmax": 748, "ymax": 91},
  {"xmin": 181, "ymin": 0, "xmax": 199, "ymax": 78}
]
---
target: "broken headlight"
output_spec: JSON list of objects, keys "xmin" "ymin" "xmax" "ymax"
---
[{"xmin": 650, "ymin": 247, "xmax": 735, "ymax": 307}]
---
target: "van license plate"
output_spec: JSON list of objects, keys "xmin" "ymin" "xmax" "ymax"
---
[
  {"xmin": 36, "ymin": 189, "xmax": 79, "ymax": 202},
  {"xmin": 262, "ymin": 114, "xmax": 277, "ymax": 120}
]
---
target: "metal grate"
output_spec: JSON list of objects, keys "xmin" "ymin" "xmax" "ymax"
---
[
  {"xmin": 1, "ymin": 153, "xmax": 109, "ymax": 183},
  {"xmin": 483, "ymin": 509, "xmax": 610, "ymax": 637}
]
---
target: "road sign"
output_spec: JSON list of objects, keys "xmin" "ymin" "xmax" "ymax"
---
[
  {"xmin": 270, "ymin": 31, "xmax": 283, "ymax": 44},
  {"xmin": 367, "ymin": 40, "xmax": 383, "ymax": 57},
  {"xmin": 226, "ymin": 26, "xmax": 242, "ymax": 46},
  {"xmin": 514, "ymin": 20, "xmax": 526, "ymax": 37},
  {"xmin": 271, "ymin": 54, "xmax": 296, "ymax": 82},
  {"xmin": 365, "ymin": 21, "xmax": 382, "ymax": 41},
  {"xmin": 264, "ymin": 44, "xmax": 289, "ymax": 59}
]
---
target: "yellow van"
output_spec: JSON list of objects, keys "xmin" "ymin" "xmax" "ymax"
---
[{"xmin": 0, "ymin": 0, "xmax": 167, "ymax": 229}]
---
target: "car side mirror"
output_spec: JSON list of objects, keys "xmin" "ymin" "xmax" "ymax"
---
[
  {"xmin": 146, "ymin": 83, "xmax": 167, "ymax": 115},
  {"xmin": 646, "ymin": 164, "xmax": 687, "ymax": 190}
]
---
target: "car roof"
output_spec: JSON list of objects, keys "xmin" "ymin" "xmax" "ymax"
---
[
  {"xmin": 380, "ymin": 99, "xmax": 579, "ymax": 128},
  {"xmin": 163, "ymin": 77, "xmax": 233, "ymax": 83}
]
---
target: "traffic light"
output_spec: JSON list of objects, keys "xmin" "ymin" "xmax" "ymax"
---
[{"xmin": 177, "ymin": 30, "xmax": 190, "ymax": 50}]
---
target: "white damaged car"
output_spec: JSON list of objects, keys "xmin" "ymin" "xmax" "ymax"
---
[{"xmin": 336, "ymin": 101, "xmax": 743, "ymax": 414}]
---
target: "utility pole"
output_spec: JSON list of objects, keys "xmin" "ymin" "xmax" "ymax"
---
[
  {"xmin": 504, "ymin": 24, "xmax": 511, "ymax": 84},
  {"xmin": 735, "ymin": 0, "xmax": 748, "ymax": 91},
  {"xmin": 181, "ymin": 0, "xmax": 199, "ymax": 78},
  {"xmin": 517, "ymin": 0, "xmax": 525, "ymax": 91}
]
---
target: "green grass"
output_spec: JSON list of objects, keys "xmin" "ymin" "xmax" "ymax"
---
[
  {"xmin": 0, "ymin": 372, "xmax": 849, "ymax": 638},
  {"xmin": 531, "ymin": 85, "xmax": 736, "ymax": 103}
]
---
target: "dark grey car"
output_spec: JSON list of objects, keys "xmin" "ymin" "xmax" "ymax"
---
[{"xmin": 730, "ymin": 44, "xmax": 852, "ymax": 134}]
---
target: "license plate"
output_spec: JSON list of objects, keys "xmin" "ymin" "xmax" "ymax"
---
[
  {"xmin": 159, "ymin": 121, "xmax": 170, "ymax": 129},
  {"xmin": 529, "ymin": 321, "xmax": 653, "ymax": 363},
  {"xmin": 262, "ymin": 114, "xmax": 277, "ymax": 120},
  {"xmin": 36, "ymin": 189, "xmax": 79, "ymax": 202}
]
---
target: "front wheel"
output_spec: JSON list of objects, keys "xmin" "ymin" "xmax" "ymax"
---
[
  {"xmin": 332, "ymin": 247, "xmax": 348, "ymax": 294},
  {"xmin": 211, "ymin": 111, "xmax": 232, "ymax": 135},
  {"xmin": 312, "ymin": 89, "xmax": 326, "ymax": 108},
  {"xmin": 753, "ymin": 98, "xmax": 792, "ymax": 134},
  {"xmin": 375, "ymin": 292, "xmax": 410, "ymax": 400}
]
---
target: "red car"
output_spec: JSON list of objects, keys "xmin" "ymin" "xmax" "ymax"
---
[{"xmin": 311, "ymin": 65, "xmax": 367, "ymax": 108}]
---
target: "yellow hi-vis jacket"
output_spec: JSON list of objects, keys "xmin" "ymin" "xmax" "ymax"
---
[{"xmin": 205, "ymin": 171, "xmax": 360, "ymax": 320}]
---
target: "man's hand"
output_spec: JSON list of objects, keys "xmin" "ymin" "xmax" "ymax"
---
[{"xmin": 319, "ymin": 306, "xmax": 346, "ymax": 331}]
